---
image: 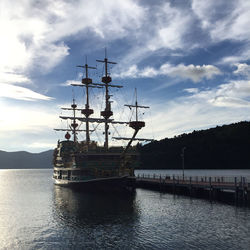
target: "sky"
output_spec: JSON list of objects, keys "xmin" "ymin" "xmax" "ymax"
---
[{"xmin": 1, "ymin": 0, "xmax": 250, "ymax": 153}]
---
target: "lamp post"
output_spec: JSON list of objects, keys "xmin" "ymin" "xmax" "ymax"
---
[{"xmin": 181, "ymin": 147, "xmax": 186, "ymax": 180}]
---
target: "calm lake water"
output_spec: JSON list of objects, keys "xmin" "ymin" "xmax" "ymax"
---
[{"xmin": 1, "ymin": 169, "xmax": 250, "ymax": 249}]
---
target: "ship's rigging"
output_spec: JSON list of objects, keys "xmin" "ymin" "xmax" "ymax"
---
[
  {"xmin": 52, "ymin": 52, "xmax": 154, "ymax": 190},
  {"xmin": 55, "ymin": 54, "xmax": 153, "ymax": 152}
]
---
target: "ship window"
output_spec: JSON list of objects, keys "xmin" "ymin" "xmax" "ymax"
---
[{"xmin": 72, "ymin": 170, "xmax": 80, "ymax": 175}]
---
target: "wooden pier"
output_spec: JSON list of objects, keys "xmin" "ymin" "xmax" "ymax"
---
[{"xmin": 136, "ymin": 174, "xmax": 250, "ymax": 205}]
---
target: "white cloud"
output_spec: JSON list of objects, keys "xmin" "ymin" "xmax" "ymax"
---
[
  {"xmin": 219, "ymin": 46, "xmax": 250, "ymax": 65},
  {"xmin": 0, "ymin": 0, "xmax": 145, "ymax": 73},
  {"xmin": 32, "ymin": 42, "xmax": 69, "ymax": 72},
  {"xmin": 27, "ymin": 142, "xmax": 56, "ymax": 150},
  {"xmin": 192, "ymin": 0, "xmax": 250, "ymax": 63},
  {"xmin": 146, "ymin": 99, "xmax": 249, "ymax": 140},
  {"xmin": 216, "ymin": 80, "xmax": 250, "ymax": 100},
  {"xmin": 2, "ymin": 0, "xmax": 244, "ymax": 88},
  {"xmin": 0, "ymin": 83, "xmax": 52, "ymax": 101},
  {"xmin": 48, "ymin": 0, "xmax": 144, "ymax": 41},
  {"xmin": 60, "ymin": 80, "xmax": 79, "ymax": 87},
  {"xmin": 0, "ymin": 72, "xmax": 31, "ymax": 84},
  {"xmin": 147, "ymin": 3, "xmax": 193, "ymax": 51},
  {"xmin": 0, "ymin": 101, "xmax": 57, "ymax": 132},
  {"xmin": 192, "ymin": 1, "xmax": 233, "ymax": 29},
  {"xmin": 233, "ymin": 63, "xmax": 250, "ymax": 77},
  {"xmin": 212, "ymin": 2, "xmax": 250, "ymax": 42},
  {"xmin": 189, "ymin": 80, "xmax": 250, "ymax": 108},
  {"xmin": 192, "ymin": 0, "xmax": 250, "ymax": 42},
  {"xmin": 115, "ymin": 63, "xmax": 222, "ymax": 83},
  {"xmin": 160, "ymin": 64, "xmax": 222, "ymax": 83},
  {"xmin": 115, "ymin": 2, "xmax": 195, "ymax": 69},
  {"xmin": 116, "ymin": 0, "xmax": 250, "ymax": 68},
  {"xmin": 122, "ymin": 65, "xmax": 140, "ymax": 78},
  {"xmin": 142, "ymin": 79, "xmax": 250, "ymax": 140},
  {"xmin": 0, "ymin": 101, "xmax": 58, "ymax": 152},
  {"xmin": 210, "ymin": 96, "xmax": 250, "ymax": 108},
  {"xmin": 183, "ymin": 88, "xmax": 199, "ymax": 94},
  {"xmin": 0, "ymin": 0, "xmax": 145, "ymax": 101},
  {"xmin": 0, "ymin": 100, "xmax": 60, "ymax": 152}
]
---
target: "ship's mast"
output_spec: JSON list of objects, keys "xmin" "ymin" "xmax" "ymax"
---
[
  {"xmin": 76, "ymin": 61, "xmax": 96, "ymax": 148},
  {"xmin": 62, "ymin": 52, "xmax": 123, "ymax": 148},
  {"xmin": 113, "ymin": 88, "xmax": 152, "ymax": 142},
  {"xmin": 54, "ymin": 99, "xmax": 86, "ymax": 142},
  {"xmin": 71, "ymin": 98, "xmax": 78, "ymax": 142},
  {"xmin": 121, "ymin": 88, "xmax": 150, "ymax": 156},
  {"xmin": 97, "ymin": 50, "xmax": 117, "ymax": 150},
  {"xmin": 135, "ymin": 88, "xmax": 138, "ymax": 122}
]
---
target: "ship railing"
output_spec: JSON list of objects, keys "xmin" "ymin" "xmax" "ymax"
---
[{"xmin": 136, "ymin": 173, "xmax": 250, "ymax": 187}]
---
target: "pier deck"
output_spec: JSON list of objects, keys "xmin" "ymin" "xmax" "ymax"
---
[{"xmin": 136, "ymin": 174, "xmax": 250, "ymax": 205}]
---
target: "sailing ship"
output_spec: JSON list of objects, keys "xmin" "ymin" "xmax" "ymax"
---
[{"xmin": 52, "ymin": 53, "xmax": 152, "ymax": 191}]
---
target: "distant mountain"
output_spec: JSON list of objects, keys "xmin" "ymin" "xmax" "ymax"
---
[
  {"xmin": 0, "ymin": 150, "xmax": 53, "ymax": 169},
  {"xmin": 139, "ymin": 121, "xmax": 250, "ymax": 169}
]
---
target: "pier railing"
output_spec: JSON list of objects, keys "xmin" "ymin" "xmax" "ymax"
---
[
  {"xmin": 136, "ymin": 173, "xmax": 250, "ymax": 205},
  {"xmin": 136, "ymin": 174, "xmax": 250, "ymax": 188}
]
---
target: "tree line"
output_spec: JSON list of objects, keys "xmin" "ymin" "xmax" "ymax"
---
[{"xmin": 138, "ymin": 121, "xmax": 250, "ymax": 169}]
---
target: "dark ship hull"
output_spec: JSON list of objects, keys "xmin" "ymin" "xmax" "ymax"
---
[
  {"xmin": 54, "ymin": 175, "xmax": 135, "ymax": 192},
  {"xmin": 53, "ymin": 140, "xmax": 137, "ymax": 192}
]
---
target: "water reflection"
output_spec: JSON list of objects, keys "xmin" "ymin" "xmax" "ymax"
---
[
  {"xmin": 53, "ymin": 186, "xmax": 139, "ymax": 228},
  {"xmin": 1, "ymin": 170, "xmax": 250, "ymax": 249}
]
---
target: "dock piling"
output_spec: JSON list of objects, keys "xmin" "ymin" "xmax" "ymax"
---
[{"xmin": 135, "ymin": 174, "xmax": 250, "ymax": 206}]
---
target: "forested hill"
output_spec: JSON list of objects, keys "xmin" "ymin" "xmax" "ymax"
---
[
  {"xmin": 0, "ymin": 150, "xmax": 53, "ymax": 169},
  {"xmin": 139, "ymin": 121, "xmax": 250, "ymax": 169}
]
